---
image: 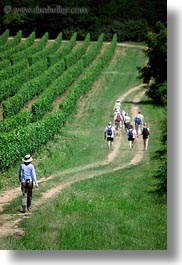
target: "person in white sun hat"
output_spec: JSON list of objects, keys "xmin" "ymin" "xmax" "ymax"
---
[
  {"xmin": 18, "ymin": 154, "xmax": 38, "ymax": 213},
  {"xmin": 113, "ymin": 99, "xmax": 121, "ymax": 113}
]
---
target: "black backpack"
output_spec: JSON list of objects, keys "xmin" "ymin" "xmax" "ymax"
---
[{"xmin": 142, "ymin": 127, "xmax": 149, "ymax": 138}]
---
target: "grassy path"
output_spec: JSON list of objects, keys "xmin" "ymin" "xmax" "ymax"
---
[{"xmin": 0, "ymin": 83, "xmax": 145, "ymax": 237}]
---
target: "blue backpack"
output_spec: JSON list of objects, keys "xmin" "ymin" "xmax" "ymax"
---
[
  {"xmin": 135, "ymin": 116, "xmax": 142, "ymax": 125},
  {"xmin": 107, "ymin": 126, "xmax": 112, "ymax": 136},
  {"xmin": 128, "ymin": 129, "xmax": 133, "ymax": 138}
]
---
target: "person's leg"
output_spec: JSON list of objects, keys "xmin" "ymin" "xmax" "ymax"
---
[
  {"xmin": 125, "ymin": 123, "xmax": 129, "ymax": 134},
  {"xmin": 111, "ymin": 138, "xmax": 114, "ymax": 148},
  {"xmin": 107, "ymin": 139, "xmax": 111, "ymax": 149},
  {"xmin": 116, "ymin": 122, "xmax": 120, "ymax": 136},
  {"xmin": 129, "ymin": 140, "xmax": 132, "ymax": 150},
  {"xmin": 21, "ymin": 183, "xmax": 27, "ymax": 213},
  {"xmin": 27, "ymin": 185, "xmax": 33, "ymax": 210},
  {"xmin": 135, "ymin": 124, "xmax": 139, "ymax": 137},
  {"xmin": 139, "ymin": 124, "xmax": 143, "ymax": 136},
  {"xmin": 145, "ymin": 138, "xmax": 149, "ymax": 150}
]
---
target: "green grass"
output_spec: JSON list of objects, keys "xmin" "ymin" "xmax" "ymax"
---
[
  {"xmin": 36, "ymin": 47, "xmax": 147, "ymax": 172},
  {"xmin": 0, "ymin": 45, "xmax": 166, "ymax": 250},
  {"xmin": 0, "ymin": 47, "xmax": 146, "ymax": 187},
  {"xmin": 0, "ymin": 164, "xmax": 166, "ymax": 250}
]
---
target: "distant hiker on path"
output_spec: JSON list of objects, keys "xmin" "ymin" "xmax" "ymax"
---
[
  {"xmin": 142, "ymin": 122, "xmax": 150, "ymax": 151},
  {"xmin": 114, "ymin": 109, "xmax": 122, "ymax": 136},
  {"xmin": 18, "ymin": 154, "xmax": 38, "ymax": 213},
  {"xmin": 104, "ymin": 122, "xmax": 115, "ymax": 149},
  {"xmin": 127, "ymin": 124, "xmax": 136, "ymax": 150},
  {"xmin": 121, "ymin": 109, "xmax": 126, "ymax": 128},
  {"xmin": 124, "ymin": 112, "xmax": 131, "ymax": 133},
  {"xmin": 113, "ymin": 99, "xmax": 121, "ymax": 113},
  {"xmin": 134, "ymin": 111, "xmax": 144, "ymax": 137}
]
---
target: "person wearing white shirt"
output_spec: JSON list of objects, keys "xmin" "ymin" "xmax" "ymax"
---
[
  {"xmin": 104, "ymin": 122, "xmax": 115, "ymax": 149},
  {"xmin": 127, "ymin": 124, "xmax": 137, "ymax": 150},
  {"xmin": 124, "ymin": 113, "xmax": 131, "ymax": 133}
]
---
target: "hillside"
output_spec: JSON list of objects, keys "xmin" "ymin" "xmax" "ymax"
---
[{"xmin": 0, "ymin": 33, "xmax": 166, "ymax": 249}]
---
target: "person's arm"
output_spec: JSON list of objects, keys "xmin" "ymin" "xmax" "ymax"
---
[
  {"xmin": 18, "ymin": 164, "xmax": 22, "ymax": 182},
  {"xmin": 142, "ymin": 115, "xmax": 144, "ymax": 124},
  {"xmin": 104, "ymin": 130, "xmax": 106, "ymax": 139},
  {"xmin": 31, "ymin": 165, "xmax": 38, "ymax": 187}
]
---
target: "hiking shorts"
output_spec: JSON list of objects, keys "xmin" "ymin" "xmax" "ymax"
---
[
  {"xmin": 124, "ymin": 122, "xmax": 130, "ymax": 129},
  {"xmin": 115, "ymin": 120, "xmax": 120, "ymax": 127},
  {"xmin": 128, "ymin": 137, "xmax": 135, "ymax": 142},
  {"xmin": 143, "ymin": 136, "xmax": 149, "ymax": 139},
  {"xmin": 107, "ymin": 137, "xmax": 114, "ymax": 142}
]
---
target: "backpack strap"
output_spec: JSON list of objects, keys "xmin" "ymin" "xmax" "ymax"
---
[{"xmin": 21, "ymin": 164, "xmax": 25, "ymax": 177}]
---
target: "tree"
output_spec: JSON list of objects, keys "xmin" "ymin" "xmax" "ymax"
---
[
  {"xmin": 0, "ymin": 0, "xmax": 167, "ymax": 41},
  {"xmin": 138, "ymin": 22, "xmax": 167, "ymax": 106},
  {"xmin": 138, "ymin": 22, "xmax": 167, "ymax": 194},
  {"xmin": 152, "ymin": 115, "xmax": 167, "ymax": 194}
]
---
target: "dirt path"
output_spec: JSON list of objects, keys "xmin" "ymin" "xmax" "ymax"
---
[{"xmin": 0, "ymin": 84, "xmax": 146, "ymax": 238}]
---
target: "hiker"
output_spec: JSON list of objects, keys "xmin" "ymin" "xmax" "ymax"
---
[
  {"xmin": 134, "ymin": 111, "xmax": 144, "ymax": 137},
  {"xmin": 113, "ymin": 99, "xmax": 121, "ymax": 113},
  {"xmin": 142, "ymin": 122, "xmax": 150, "ymax": 150},
  {"xmin": 121, "ymin": 109, "xmax": 126, "ymax": 128},
  {"xmin": 114, "ymin": 109, "xmax": 122, "ymax": 135},
  {"xmin": 134, "ymin": 114, "xmax": 142, "ymax": 137},
  {"xmin": 18, "ymin": 154, "xmax": 38, "ymax": 213},
  {"xmin": 104, "ymin": 122, "xmax": 115, "ymax": 149},
  {"xmin": 127, "ymin": 124, "xmax": 136, "ymax": 150},
  {"xmin": 124, "ymin": 112, "xmax": 131, "ymax": 133}
]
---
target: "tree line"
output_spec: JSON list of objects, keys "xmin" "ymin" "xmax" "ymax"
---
[
  {"xmin": 138, "ymin": 22, "xmax": 167, "ymax": 194},
  {"xmin": 0, "ymin": 0, "xmax": 166, "ymax": 41}
]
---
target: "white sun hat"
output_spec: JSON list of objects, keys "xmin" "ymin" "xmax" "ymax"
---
[{"xmin": 22, "ymin": 154, "xmax": 33, "ymax": 163}]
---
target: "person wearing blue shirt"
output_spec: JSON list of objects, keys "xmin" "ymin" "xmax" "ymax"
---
[
  {"xmin": 18, "ymin": 154, "xmax": 38, "ymax": 213},
  {"xmin": 134, "ymin": 111, "xmax": 144, "ymax": 137}
]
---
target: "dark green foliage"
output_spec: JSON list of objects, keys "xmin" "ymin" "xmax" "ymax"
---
[
  {"xmin": 2, "ymin": 58, "xmax": 65, "ymax": 118},
  {"xmin": 10, "ymin": 32, "xmax": 48, "ymax": 63},
  {"xmin": 30, "ymin": 32, "xmax": 62, "ymax": 64},
  {"xmin": 64, "ymin": 33, "xmax": 90, "ymax": 68},
  {"xmin": 0, "ymin": 110, "xmax": 32, "ymax": 133},
  {"xmin": 137, "ymin": 22, "xmax": 167, "ymax": 193},
  {"xmin": 138, "ymin": 22, "xmax": 167, "ymax": 106},
  {"xmin": 0, "ymin": 30, "xmax": 22, "ymax": 51},
  {"xmin": 0, "ymin": 0, "xmax": 166, "ymax": 41},
  {"xmin": 0, "ymin": 29, "xmax": 9, "ymax": 45},
  {"xmin": 147, "ymin": 81, "xmax": 167, "ymax": 106},
  {"xmin": 152, "ymin": 115, "xmax": 167, "ymax": 194},
  {"xmin": 48, "ymin": 32, "xmax": 77, "ymax": 66},
  {"xmin": 0, "ymin": 31, "xmax": 35, "ymax": 59}
]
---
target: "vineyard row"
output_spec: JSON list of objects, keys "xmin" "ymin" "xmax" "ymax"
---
[
  {"xmin": 0, "ymin": 34, "xmax": 117, "ymax": 170},
  {"xmin": 0, "ymin": 33, "xmax": 103, "ymax": 131}
]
